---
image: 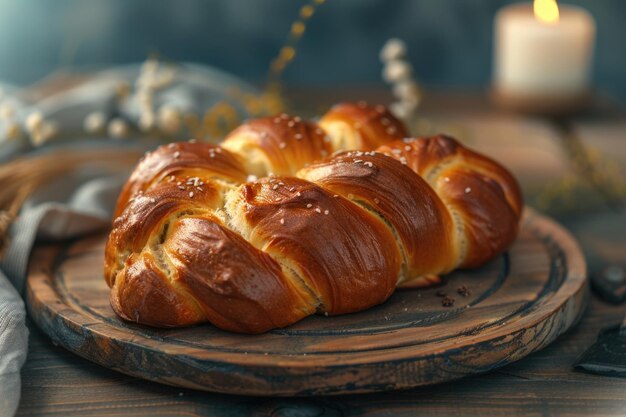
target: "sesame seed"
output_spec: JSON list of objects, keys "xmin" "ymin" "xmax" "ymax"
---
[
  {"xmin": 168, "ymin": 143, "xmax": 176, "ymax": 149},
  {"xmin": 381, "ymin": 118, "xmax": 390, "ymax": 126},
  {"xmin": 306, "ymin": 203, "xmax": 313, "ymax": 208},
  {"xmin": 374, "ymin": 198, "xmax": 380, "ymax": 204},
  {"xmin": 279, "ymin": 142, "xmax": 287, "ymax": 149},
  {"xmin": 333, "ymin": 194, "xmax": 339, "ymax": 198},
  {"xmin": 272, "ymin": 184, "xmax": 279, "ymax": 190},
  {"xmin": 215, "ymin": 148, "xmax": 221, "ymax": 153},
  {"xmin": 315, "ymin": 207, "xmax": 321, "ymax": 213},
  {"xmin": 354, "ymin": 159, "xmax": 363, "ymax": 164},
  {"xmin": 197, "ymin": 187, "xmax": 203, "ymax": 191},
  {"xmin": 280, "ymin": 113, "xmax": 289, "ymax": 119},
  {"xmin": 296, "ymin": 191, "xmax": 302, "ymax": 196},
  {"xmin": 294, "ymin": 133, "xmax": 302, "ymax": 140},
  {"xmin": 273, "ymin": 117, "xmax": 281, "ymax": 123},
  {"xmin": 177, "ymin": 181, "xmax": 182, "ymax": 186},
  {"xmin": 247, "ymin": 174, "xmax": 258, "ymax": 182},
  {"xmin": 287, "ymin": 121, "xmax": 295, "ymax": 127},
  {"xmin": 294, "ymin": 116, "xmax": 301, "ymax": 122},
  {"xmin": 188, "ymin": 138, "xmax": 197, "ymax": 143},
  {"xmin": 269, "ymin": 178, "xmax": 276, "ymax": 183},
  {"xmin": 387, "ymin": 127, "xmax": 397, "ymax": 135},
  {"xmin": 173, "ymin": 151, "xmax": 181, "ymax": 158},
  {"xmin": 364, "ymin": 161, "xmax": 373, "ymax": 167},
  {"xmin": 465, "ymin": 187, "xmax": 472, "ymax": 194},
  {"xmin": 280, "ymin": 218, "xmax": 285, "ymax": 225},
  {"xmin": 404, "ymin": 145, "xmax": 411, "ymax": 151},
  {"xmin": 392, "ymin": 149, "xmax": 401, "ymax": 154},
  {"xmin": 178, "ymin": 186, "xmax": 185, "ymax": 190},
  {"xmin": 189, "ymin": 191, "xmax": 194, "ymax": 198},
  {"xmin": 275, "ymin": 198, "xmax": 281, "ymax": 202},
  {"xmin": 444, "ymin": 177, "xmax": 450, "ymax": 182},
  {"xmin": 324, "ymin": 209, "xmax": 329, "ymax": 215}
]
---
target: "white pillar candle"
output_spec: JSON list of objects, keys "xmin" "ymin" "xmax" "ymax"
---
[{"xmin": 494, "ymin": 1, "xmax": 595, "ymax": 105}]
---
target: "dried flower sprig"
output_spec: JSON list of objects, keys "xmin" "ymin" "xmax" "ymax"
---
[
  {"xmin": 380, "ymin": 38, "xmax": 422, "ymax": 124},
  {"xmin": 266, "ymin": 0, "xmax": 327, "ymax": 112},
  {"xmin": 0, "ymin": 99, "xmax": 22, "ymax": 141}
]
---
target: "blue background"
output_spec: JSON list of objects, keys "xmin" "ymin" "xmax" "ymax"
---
[{"xmin": 0, "ymin": 0, "xmax": 624, "ymax": 103}]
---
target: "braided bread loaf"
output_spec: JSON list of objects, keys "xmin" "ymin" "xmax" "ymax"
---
[{"xmin": 105, "ymin": 102, "xmax": 522, "ymax": 333}]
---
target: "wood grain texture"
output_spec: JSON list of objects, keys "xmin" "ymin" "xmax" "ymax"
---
[
  {"xmin": 24, "ymin": 209, "xmax": 587, "ymax": 396},
  {"xmin": 17, "ymin": 296, "xmax": 626, "ymax": 417}
]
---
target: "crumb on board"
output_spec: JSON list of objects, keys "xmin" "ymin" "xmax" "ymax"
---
[{"xmin": 441, "ymin": 296, "xmax": 455, "ymax": 307}]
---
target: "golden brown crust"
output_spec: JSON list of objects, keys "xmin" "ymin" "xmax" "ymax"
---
[
  {"xmin": 115, "ymin": 141, "xmax": 247, "ymax": 217},
  {"xmin": 221, "ymin": 115, "xmax": 332, "ymax": 177},
  {"xmin": 378, "ymin": 135, "xmax": 523, "ymax": 269},
  {"xmin": 162, "ymin": 215, "xmax": 315, "ymax": 333},
  {"xmin": 319, "ymin": 102, "xmax": 408, "ymax": 150},
  {"xmin": 226, "ymin": 176, "xmax": 402, "ymax": 314},
  {"xmin": 109, "ymin": 252, "xmax": 207, "ymax": 327},
  {"xmin": 105, "ymin": 103, "xmax": 523, "ymax": 333},
  {"xmin": 298, "ymin": 150, "xmax": 458, "ymax": 281}
]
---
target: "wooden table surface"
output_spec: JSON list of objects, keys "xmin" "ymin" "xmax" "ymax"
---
[{"xmin": 16, "ymin": 89, "xmax": 626, "ymax": 416}]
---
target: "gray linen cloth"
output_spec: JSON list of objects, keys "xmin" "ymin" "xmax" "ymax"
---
[{"xmin": 0, "ymin": 64, "xmax": 258, "ymax": 417}]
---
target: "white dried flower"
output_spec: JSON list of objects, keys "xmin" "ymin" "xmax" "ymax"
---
[
  {"xmin": 139, "ymin": 112, "xmax": 155, "ymax": 131},
  {"xmin": 140, "ymin": 58, "xmax": 159, "ymax": 78},
  {"xmin": 4, "ymin": 122, "xmax": 21, "ymax": 140},
  {"xmin": 25, "ymin": 111, "xmax": 44, "ymax": 133},
  {"xmin": 83, "ymin": 111, "xmax": 107, "ymax": 133},
  {"xmin": 392, "ymin": 81, "xmax": 421, "ymax": 102},
  {"xmin": 108, "ymin": 118, "xmax": 129, "ymax": 139},
  {"xmin": 389, "ymin": 102, "xmax": 412, "ymax": 120},
  {"xmin": 157, "ymin": 105, "xmax": 181, "ymax": 134},
  {"xmin": 380, "ymin": 38, "xmax": 407, "ymax": 62},
  {"xmin": 0, "ymin": 102, "xmax": 15, "ymax": 120},
  {"xmin": 31, "ymin": 120, "xmax": 58, "ymax": 147},
  {"xmin": 382, "ymin": 60, "xmax": 412, "ymax": 83}
]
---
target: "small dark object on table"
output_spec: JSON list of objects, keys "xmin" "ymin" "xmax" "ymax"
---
[
  {"xmin": 575, "ymin": 316, "xmax": 626, "ymax": 378},
  {"xmin": 591, "ymin": 265, "xmax": 626, "ymax": 304},
  {"xmin": 457, "ymin": 285, "xmax": 471, "ymax": 297},
  {"xmin": 441, "ymin": 296, "xmax": 455, "ymax": 307}
]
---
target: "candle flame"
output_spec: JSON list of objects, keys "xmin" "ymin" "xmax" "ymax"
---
[{"xmin": 534, "ymin": 0, "xmax": 560, "ymax": 24}]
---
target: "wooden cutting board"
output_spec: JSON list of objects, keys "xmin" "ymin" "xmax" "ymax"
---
[{"xmin": 25, "ymin": 209, "xmax": 588, "ymax": 396}]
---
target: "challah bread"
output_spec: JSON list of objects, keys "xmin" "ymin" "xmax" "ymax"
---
[{"xmin": 105, "ymin": 102, "xmax": 523, "ymax": 333}]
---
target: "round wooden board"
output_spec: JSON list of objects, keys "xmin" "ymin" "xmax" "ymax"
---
[{"xmin": 26, "ymin": 209, "xmax": 588, "ymax": 396}]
